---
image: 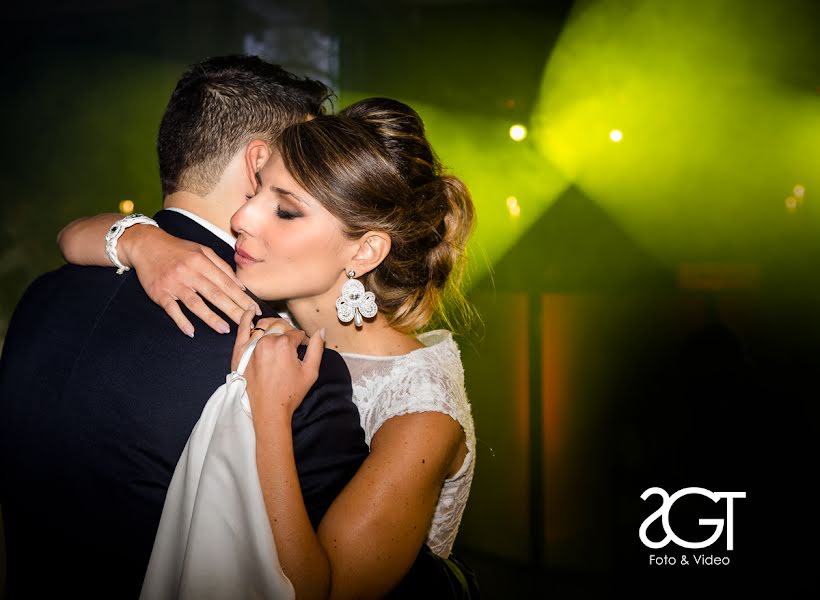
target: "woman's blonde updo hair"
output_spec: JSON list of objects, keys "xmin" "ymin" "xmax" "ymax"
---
[{"xmin": 277, "ymin": 97, "xmax": 475, "ymax": 333}]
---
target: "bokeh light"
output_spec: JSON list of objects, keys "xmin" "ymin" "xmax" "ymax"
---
[
  {"xmin": 509, "ymin": 124, "xmax": 527, "ymax": 141},
  {"xmin": 119, "ymin": 200, "xmax": 134, "ymax": 215},
  {"xmin": 506, "ymin": 195, "xmax": 521, "ymax": 217}
]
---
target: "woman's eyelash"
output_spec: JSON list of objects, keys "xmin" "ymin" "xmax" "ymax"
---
[{"xmin": 276, "ymin": 206, "xmax": 301, "ymax": 220}]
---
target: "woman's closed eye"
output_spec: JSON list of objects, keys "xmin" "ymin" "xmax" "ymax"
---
[{"xmin": 276, "ymin": 206, "xmax": 302, "ymax": 220}]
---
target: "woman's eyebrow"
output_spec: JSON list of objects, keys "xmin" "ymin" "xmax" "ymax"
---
[{"xmin": 272, "ymin": 185, "xmax": 311, "ymax": 207}]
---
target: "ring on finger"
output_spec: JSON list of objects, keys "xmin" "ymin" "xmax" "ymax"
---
[{"xmin": 252, "ymin": 327, "xmax": 265, "ymax": 333}]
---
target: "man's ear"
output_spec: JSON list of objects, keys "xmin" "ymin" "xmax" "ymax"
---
[
  {"xmin": 243, "ymin": 140, "xmax": 271, "ymax": 190},
  {"xmin": 349, "ymin": 232, "xmax": 391, "ymax": 276}
]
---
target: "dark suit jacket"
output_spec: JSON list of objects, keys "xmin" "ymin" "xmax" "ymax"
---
[{"xmin": 0, "ymin": 210, "xmax": 368, "ymax": 598}]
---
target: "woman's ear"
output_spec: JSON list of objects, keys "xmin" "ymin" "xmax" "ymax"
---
[
  {"xmin": 350, "ymin": 232, "xmax": 391, "ymax": 276},
  {"xmin": 243, "ymin": 140, "xmax": 271, "ymax": 191}
]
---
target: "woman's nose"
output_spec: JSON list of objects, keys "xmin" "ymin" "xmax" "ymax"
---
[{"xmin": 230, "ymin": 197, "xmax": 259, "ymax": 236}]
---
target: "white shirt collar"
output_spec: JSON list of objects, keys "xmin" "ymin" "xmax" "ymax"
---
[{"xmin": 164, "ymin": 207, "xmax": 237, "ymax": 248}]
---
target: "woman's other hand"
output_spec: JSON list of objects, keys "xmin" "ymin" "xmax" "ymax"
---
[
  {"xmin": 232, "ymin": 309, "xmax": 325, "ymax": 425},
  {"xmin": 231, "ymin": 313, "xmax": 298, "ymax": 370}
]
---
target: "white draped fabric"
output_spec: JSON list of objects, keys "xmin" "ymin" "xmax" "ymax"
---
[{"xmin": 140, "ymin": 331, "xmax": 294, "ymax": 600}]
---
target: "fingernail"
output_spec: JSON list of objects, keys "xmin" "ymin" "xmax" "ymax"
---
[
  {"xmin": 254, "ymin": 303, "xmax": 262, "ymax": 316},
  {"xmin": 218, "ymin": 322, "xmax": 231, "ymax": 334},
  {"xmin": 319, "ymin": 328, "xmax": 326, "ymax": 341},
  {"xmin": 183, "ymin": 325, "xmax": 195, "ymax": 338}
]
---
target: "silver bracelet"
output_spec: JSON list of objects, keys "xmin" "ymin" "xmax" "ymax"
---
[{"xmin": 104, "ymin": 213, "xmax": 159, "ymax": 274}]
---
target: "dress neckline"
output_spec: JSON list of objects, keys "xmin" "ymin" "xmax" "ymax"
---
[{"xmin": 338, "ymin": 330, "xmax": 452, "ymax": 361}]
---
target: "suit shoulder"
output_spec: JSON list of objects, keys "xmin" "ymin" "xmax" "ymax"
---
[
  {"xmin": 6, "ymin": 266, "xmax": 72, "ymax": 322},
  {"xmin": 15, "ymin": 267, "xmax": 61, "ymax": 300},
  {"xmin": 319, "ymin": 347, "xmax": 350, "ymax": 379},
  {"xmin": 295, "ymin": 345, "xmax": 350, "ymax": 384},
  {"xmin": 294, "ymin": 347, "xmax": 354, "ymax": 422},
  {"xmin": 19, "ymin": 264, "xmax": 122, "ymax": 295}
]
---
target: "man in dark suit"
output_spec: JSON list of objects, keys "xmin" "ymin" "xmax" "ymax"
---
[{"xmin": 0, "ymin": 55, "xmax": 368, "ymax": 599}]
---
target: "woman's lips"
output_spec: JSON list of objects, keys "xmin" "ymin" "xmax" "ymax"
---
[{"xmin": 234, "ymin": 246, "xmax": 258, "ymax": 268}]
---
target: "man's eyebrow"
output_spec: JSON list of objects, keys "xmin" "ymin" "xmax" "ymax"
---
[{"xmin": 272, "ymin": 186, "xmax": 311, "ymax": 207}]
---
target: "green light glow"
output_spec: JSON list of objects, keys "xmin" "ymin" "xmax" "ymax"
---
[
  {"xmin": 531, "ymin": 0, "xmax": 820, "ymax": 266},
  {"xmin": 340, "ymin": 91, "xmax": 570, "ymax": 290}
]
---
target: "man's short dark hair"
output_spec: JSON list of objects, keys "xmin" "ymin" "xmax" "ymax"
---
[{"xmin": 158, "ymin": 54, "xmax": 332, "ymax": 197}]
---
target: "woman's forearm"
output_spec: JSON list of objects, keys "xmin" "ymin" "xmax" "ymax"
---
[
  {"xmin": 255, "ymin": 411, "xmax": 458, "ymax": 600},
  {"xmin": 57, "ymin": 213, "xmax": 122, "ymax": 266},
  {"xmin": 57, "ymin": 213, "xmax": 159, "ymax": 268},
  {"xmin": 255, "ymin": 414, "xmax": 332, "ymax": 600}
]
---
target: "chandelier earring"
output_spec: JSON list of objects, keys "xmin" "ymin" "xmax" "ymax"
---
[{"xmin": 335, "ymin": 270, "xmax": 378, "ymax": 327}]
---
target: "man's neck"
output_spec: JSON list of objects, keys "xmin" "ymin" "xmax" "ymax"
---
[{"xmin": 163, "ymin": 191, "xmax": 232, "ymax": 232}]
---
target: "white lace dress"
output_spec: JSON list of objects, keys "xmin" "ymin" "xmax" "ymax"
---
[{"xmin": 340, "ymin": 330, "xmax": 475, "ymax": 558}]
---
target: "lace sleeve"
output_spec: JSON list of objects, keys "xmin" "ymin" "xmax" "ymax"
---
[
  {"xmin": 343, "ymin": 331, "xmax": 477, "ymax": 557},
  {"xmin": 351, "ymin": 337, "xmax": 476, "ymax": 480}
]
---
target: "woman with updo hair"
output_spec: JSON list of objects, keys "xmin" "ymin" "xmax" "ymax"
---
[
  {"xmin": 60, "ymin": 98, "xmax": 478, "ymax": 599},
  {"xmin": 272, "ymin": 98, "xmax": 475, "ymax": 335}
]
